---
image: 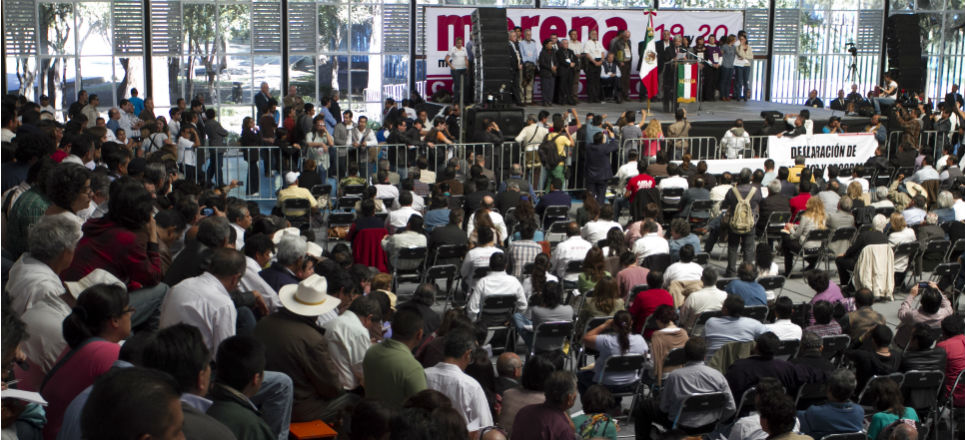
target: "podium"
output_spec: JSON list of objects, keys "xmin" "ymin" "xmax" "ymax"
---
[{"xmin": 674, "ymin": 59, "xmax": 700, "ymax": 106}]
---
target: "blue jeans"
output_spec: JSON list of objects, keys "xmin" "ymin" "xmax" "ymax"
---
[
  {"xmin": 873, "ymin": 97, "xmax": 896, "ymax": 114},
  {"xmin": 719, "ymin": 67, "xmax": 734, "ymax": 98},
  {"xmin": 734, "ymin": 66, "xmax": 750, "ymax": 100},
  {"xmin": 513, "ymin": 313, "xmax": 534, "ymax": 349},
  {"xmin": 129, "ymin": 283, "xmax": 168, "ymax": 331},
  {"xmin": 251, "ymin": 371, "xmax": 294, "ymax": 440}
]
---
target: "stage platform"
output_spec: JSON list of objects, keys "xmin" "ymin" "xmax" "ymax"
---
[{"xmin": 524, "ymin": 99, "xmax": 874, "ymax": 139}]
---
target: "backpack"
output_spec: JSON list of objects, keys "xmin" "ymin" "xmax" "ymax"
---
[
  {"xmin": 727, "ymin": 186, "xmax": 756, "ymax": 234},
  {"xmin": 538, "ymin": 133, "xmax": 562, "ymax": 168}
]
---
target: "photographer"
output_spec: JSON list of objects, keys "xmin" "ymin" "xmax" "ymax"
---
[
  {"xmin": 585, "ymin": 126, "xmax": 620, "ymax": 203},
  {"xmin": 894, "ymin": 281, "xmax": 953, "ymax": 348}
]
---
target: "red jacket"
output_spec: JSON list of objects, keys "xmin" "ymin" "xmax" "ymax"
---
[
  {"xmin": 352, "ymin": 227, "xmax": 389, "ymax": 273},
  {"xmin": 789, "ymin": 193, "xmax": 811, "ymax": 221},
  {"xmin": 629, "ymin": 288, "xmax": 674, "ymax": 337},
  {"xmin": 938, "ymin": 334, "xmax": 965, "ymax": 406},
  {"xmin": 61, "ymin": 217, "xmax": 162, "ymax": 290}
]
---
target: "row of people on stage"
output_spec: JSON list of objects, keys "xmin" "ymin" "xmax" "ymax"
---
[{"xmin": 445, "ymin": 28, "xmax": 756, "ymax": 110}]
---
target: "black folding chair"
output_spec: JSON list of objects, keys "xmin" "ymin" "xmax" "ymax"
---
[
  {"xmin": 901, "ymin": 369, "xmax": 946, "ymax": 437},
  {"xmin": 774, "ymin": 339, "xmax": 800, "ymax": 360},
  {"xmin": 716, "ymin": 277, "xmax": 736, "ymax": 291},
  {"xmin": 326, "ymin": 212, "xmax": 356, "ymax": 244},
  {"xmin": 857, "ymin": 373, "xmax": 905, "ymax": 408},
  {"xmin": 529, "ymin": 321, "xmax": 574, "ymax": 360},
  {"xmin": 825, "ymin": 226, "xmax": 857, "ymax": 272},
  {"xmin": 422, "ymin": 264, "xmax": 457, "ymax": 306},
  {"xmin": 787, "ymin": 229, "xmax": 831, "ymax": 277},
  {"xmin": 758, "ymin": 211, "xmax": 792, "ymax": 242},
  {"xmin": 820, "ymin": 334, "xmax": 851, "ymax": 366},
  {"xmin": 542, "ymin": 205, "xmax": 570, "ymax": 227},
  {"xmin": 795, "ymin": 382, "xmax": 828, "ymax": 410},
  {"xmin": 917, "ymin": 239, "xmax": 950, "ymax": 282},
  {"xmin": 660, "ymin": 187, "xmax": 685, "ymax": 217},
  {"xmin": 574, "ymin": 316, "xmax": 612, "ymax": 370},
  {"xmin": 546, "ymin": 221, "xmax": 569, "ymax": 244},
  {"xmin": 946, "ymin": 238, "xmax": 965, "ymax": 263},
  {"xmin": 430, "ymin": 244, "xmax": 468, "ymax": 268},
  {"xmin": 660, "ymin": 392, "xmax": 729, "ymax": 435},
  {"xmin": 759, "ymin": 275, "xmax": 786, "ymax": 298},
  {"xmin": 688, "ymin": 199, "xmax": 715, "ymax": 230},
  {"xmin": 598, "ymin": 354, "xmax": 649, "ymax": 422},
  {"xmin": 733, "ymin": 387, "xmax": 758, "ymax": 420},
  {"xmin": 391, "ymin": 247, "xmax": 427, "ymax": 291},
  {"xmin": 643, "ymin": 253, "xmax": 672, "ymax": 273},
  {"xmin": 689, "ymin": 310, "xmax": 722, "ymax": 336},
  {"xmin": 282, "ymin": 198, "xmax": 312, "ymax": 227},
  {"xmin": 893, "ymin": 241, "xmax": 920, "ymax": 289},
  {"xmin": 819, "ymin": 432, "xmax": 866, "ymax": 440},
  {"xmin": 479, "ymin": 295, "xmax": 517, "ymax": 354},
  {"xmin": 743, "ymin": 305, "xmax": 769, "ymax": 323},
  {"xmin": 695, "ymin": 252, "xmax": 710, "ymax": 265}
]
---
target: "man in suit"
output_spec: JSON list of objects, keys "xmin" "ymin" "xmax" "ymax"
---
[
  {"xmin": 944, "ymin": 83, "xmax": 963, "ymax": 112},
  {"xmin": 554, "ymin": 39, "xmax": 578, "ymax": 105},
  {"xmin": 509, "ymin": 31, "xmax": 524, "ymax": 106},
  {"xmin": 660, "ymin": 35, "xmax": 682, "ymax": 113},
  {"xmin": 538, "ymin": 39, "xmax": 557, "ymax": 106},
  {"xmin": 651, "ymin": 31, "xmax": 674, "ymax": 101},
  {"xmin": 757, "ymin": 179, "xmax": 791, "ymax": 236},
  {"xmin": 255, "ymin": 82, "xmax": 272, "ymax": 117},
  {"xmin": 204, "ymin": 108, "xmax": 229, "ymax": 187},
  {"xmin": 608, "ymin": 30, "xmax": 632, "ymax": 102}
]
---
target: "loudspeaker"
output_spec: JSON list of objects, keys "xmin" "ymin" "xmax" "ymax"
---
[
  {"xmin": 471, "ymin": 8, "xmax": 511, "ymax": 105},
  {"xmin": 465, "ymin": 107, "xmax": 524, "ymax": 142},
  {"xmin": 885, "ymin": 14, "xmax": 927, "ymax": 92},
  {"xmin": 760, "ymin": 110, "xmax": 784, "ymax": 120}
]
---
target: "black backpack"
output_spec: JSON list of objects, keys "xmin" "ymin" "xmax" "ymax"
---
[{"xmin": 538, "ymin": 133, "xmax": 562, "ymax": 167}]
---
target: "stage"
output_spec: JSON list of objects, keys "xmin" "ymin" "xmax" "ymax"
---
[{"xmin": 524, "ymin": 99, "xmax": 874, "ymax": 139}]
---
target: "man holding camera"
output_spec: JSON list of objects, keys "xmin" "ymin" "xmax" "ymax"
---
[{"xmin": 894, "ymin": 281, "xmax": 953, "ymax": 348}]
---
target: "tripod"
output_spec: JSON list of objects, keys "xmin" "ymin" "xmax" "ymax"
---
[{"xmin": 846, "ymin": 52, "xmax": 859, "ymax": 83}]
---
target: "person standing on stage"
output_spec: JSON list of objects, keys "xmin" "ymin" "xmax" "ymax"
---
[
  {"xmin": 734, "ymin": 33, "xmax": 754, "ymax": 102},
  {"xmin": 446, "ymin": 38, "xmax": 470, "ymax": 104},
  {"xmin": 519, "ymin": 28, "xmax": 541, "ymax": 106},
  {"xmin": 600, "ymin": 53, "xmax": 622, "ymax": 103},
  {"xmin": 555, "ymin": 40, "xmax": 578, "ymax": 106},
  {"xmin": 654, "ymin": 31, "xmax": 674, "ymax": 101},
  {"xmin": 609, "ymin": 30, "xmax": 633, "ymax": 102},
  {"xmin": 703, "ymin": 35, "xmax": 722, "ymax": 101},
  {"xmin": 660, "ymin": 35, "xmax": 682, "ymax": 113},
  {"xmin": 568, "ymin": 30, "xmax": 584, "ymax": 102},
  {"xmin": 509, "ymin": 30, "xmax": 524, "ymax": 106},
  {"xmin": 538, "ymin": 39, "xmax": 558, "ymax": 106},
  {"xmin": 719, "ymin": 35, "xmax": 737, "ymax": 101},
  {"xmin": 583, "ymin": 30, "xmax": 606, "ymax": 103}
]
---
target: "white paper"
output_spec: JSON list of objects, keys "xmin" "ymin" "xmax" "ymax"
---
[{"xmin": 1, "ymin": 389, "xmax": 48, "ymax": 406}]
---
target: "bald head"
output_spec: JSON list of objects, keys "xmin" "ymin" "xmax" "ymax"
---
[
  {"xmin": 889, "ymin": 423, "xmax": 917, "ymax": 440},
  {"xmin": 496, "ymin": 352, "xmax": 522, "ymax": 379},
  {"xmin": 482, "ymin": 195, "xmax": 495, "ymax": 209}
]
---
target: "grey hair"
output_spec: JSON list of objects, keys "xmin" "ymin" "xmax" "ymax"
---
[
  {"xmin": 876, "ymin": 186, "xmax": 890, "ymax": 201},
  {"xmin": 872, "ymin": 214, "xmax": 889, "ymax": 232},
  {"xmin": 925, "ymin": 211, "xmax": 939, "ymax": 225},
  {"xmin": 767, "ymin": 179, "xmax": 782, "ymax": 195},
  {"xmin": 801, "ymin": 331, "xmax": 822, "ymax": 350},
  {"xmin": 794, "ymin": 155, "xmax": 805, "ymax": 165},
  {"xmin": 90, "ymin": 173, "xmax": 111, "ymax": 197},
  {"xmin": 938, "ymin": 190, "xmax": 954, "ymax": 209},
  {"xmin": 28, "ymin": 214, "xmax": 83, "ymax": 263},
  {"xmin": 543, "ymin": 371, "xmax": 577, "ymax": 406},
  {"xmin": 508, "ymin": 182, "xmax": 520, "ymax": 191},
  {"xmin": 276, "ymin": 235, "xmax": 308, "ymax": 266},
  {"xmin": 838, "ymin": 195, "xmax": 853, "ymax": 212}
]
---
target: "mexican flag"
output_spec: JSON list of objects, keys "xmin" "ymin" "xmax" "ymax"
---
[
  {"xmin": 639, "ymin": 16, "xmax": 658, "ymax": 100},
  {"xmin": 677, "ymin": 62, "xmax": 698, "ymax": 103}
]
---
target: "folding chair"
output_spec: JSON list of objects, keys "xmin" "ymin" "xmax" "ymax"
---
[
  {"xmin": 695, "ymin": 252, "xmax": 710, "ymax": 265},
  {"xmin": 916, "ymin": 239, "xmax": 950, "ymax": 282},
  {"xmin": 787, "ymin": 229, "xmax": 832, "ymax": 277},
  {"xmin": 743, "ymin": 305, "xmax": 769, "ymax": 323},
  {"xmin": 541, "ymin": 205, "xmax": 570, "ymax": 227},
  {"xmin": 337, "ymin": 195, "xmax": 361, "ymax": 211},
  {"xmin": 598, "ymin": 354, "xmax": 649, "ymax": 422},
  {"xmin": 819, "ymin": 432, "xmax": 866, "ymax": 440},
  {"xmin": 660, "ymin": 187, "xmax": 685, "ymax": 217},
  {"xmin": 795, "ymin": 382, "xmax": 828, "ymax": 410},
  {"xmin": 759, "ymin": 275, "xmax": 786, "ymax": 298},
  {"xmin": 875, "ymin": 206, "xmax": 896, "ymax": 218},
  {"xmin": 529, "ymin": 321, "xmax": 574, "ymax": 361},
  {"xmin": 343, "ymin": 184, "xmax": 365, "ymax": 196},
  {"xmin": 421, "ymin": 264, "xmax": 457, "ymax": 306},
  {"xmin": 715, "ymin": 277, "xmax": 736, "ymax": 291},
  {"xmin": 655, "ymin": 392, "xmax": 729, "ymax": 435},
  {"xmin": 789, "ymin": 302, "xmax": 811, "ymax": 328},
  {"xmin": 857, "ymin": 373, "xmax": 905, "ymax": 408},
  {"xmin": 643, "ymin": 253, "xmax": 672, "ymax": 274},
  {"xmin": 478, "ymin": 295, "xmax": 517, "ymax": 355},
  {"xmin": 688, "ymin": 199, "xmax": 715, "ymax": 231},
  {"xmin": 661, "ymin": 347, "xmax": 687, "ymax": 371},
  {"xmin": 574, "ymin": 316, "xmax": 612, "ymax": 370},
  {"xmin": 941, "ymin": 368, "xmax": 965, "ymax": 440},
  {"xmin": 564, "ymin": 259, "xmax": 584, "ymax": 283},
  {"xmin": 820, "ymin": 334, "xmax": 851, "ymax": 367},
  {"xmin": 946, "ymin": 238, "xmax": 965, "ymax": 263},
  {"xmin": 326, "ymin": 212, "xmax": 356, "ymax": 244},
  {"xmin": 732, "ymin": 387, "xmax": 758, "ymax": 420},
  {"xmin": 391, "ymin": 247, "xmax": 427, "ymax": 292},
  {"xmin": 546, "ymin": 221, "xmax": 568, "ymax": 244},
  {"xmin": 774, "ymin": 339, "xmax": 800, "ymax": 360},
  {"xmin": 689, "ymin": 310, "xmax": 722, "ymax": 336},
  {"xmin": 311, "ymin": 184, "xmax": 333, "ymax": 215},
  {"xmin": 826, "ymin": 226, "xmax": 857, "ymax": 272},
  {"xmin": 758, "ymin": 211, "xmax": 792, "ymax": 242},
  {"xmin": 430, "ymin": 244, "xmax": 468, "ymax": 268},
  {"xmin": 893, "ymin": 241, "xmax": 920, "ymax": 290},
  {"xmin": 282, "ymin": 198, "xmax": 312, "ymax": 228},
  {"xmin": 874, "ymin": 167, "xmax": 895, "ymax": 187},
  {"xmin": 901, "ymin": 369, "xmax": 946, "ymax": 437}
]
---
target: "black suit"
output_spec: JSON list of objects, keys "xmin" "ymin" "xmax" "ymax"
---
[
  {"xmin": 554, "ymin": 48, "xmax": 577, "ymax": 105},
  {"xmin": 757, "ymin": 194, "xmax": 791, "ymax": 235},
  {"xmin": 538, "ymin": 48, "xmax": 556, "ymax": 105},
  {"xmin": 659, "ymin": 44, "xmax": 679, "ymax": 112}
]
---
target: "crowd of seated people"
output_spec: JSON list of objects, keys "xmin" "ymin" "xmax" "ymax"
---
[{"xmin": 4, "ymin": 86, "xmax": 965, "ymax": 440}]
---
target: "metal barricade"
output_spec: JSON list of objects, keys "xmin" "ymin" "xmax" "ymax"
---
[
  {"xmin": 620, "ymin": 136, "xmax": 720, "ymax": 161},
  {"xmin": 192, "ymin": 145, "xmax": 288, "ymax": 202},
  {"xmin": 747, "ymin": 136, "xmax": 770, "ymax": 159},
  {"xmin": 886, "ymin": 130, "xmax": 904, "ymax": 158}
]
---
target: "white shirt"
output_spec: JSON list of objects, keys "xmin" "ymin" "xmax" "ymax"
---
[
  {"xmin": 658, "ymin": 176, "xmax": 689, "ymax": 191},
  {"xmin": 632, "ymin": 232, "xmax": 670, "ymax": 263},
  {"xmin": 954, "ymin": 199, "xmax": 965, "ymax": 221},
  {"xmin": 118, "ymin": 111, "xmax": 139, "ymax": 135},
  {"xmin": 446, "ymin": 46, "xmax": 470, "ymax": 70},
  {"xmin": 680, "ymin": 286, "xmax": 728, "ymax": 327},
  {"xmin": 461, "ymin": 246, "xmax": 503, "ymax": 285},
  {"xmin": 728, "ymin": 413, "xmax": 800, "ymax": 440},
  {"xmin": 763, "ymin": 319, "xmax": 803, "ymax": 341},
  {"xmin": 466, "ymin": 211, "xmax": 509, "ymax": 244},
  {"xmin": 353, "ymin": 127, "xmax": 378, "ymax": 147},
  {"xmin": 374, "ymin": 183, "xmax": 399, "ymax": 203},
  {"xmin": 239, "ymin": 256, "xmax": 282, "ymax": 313},
  {"xmin": 663, "ymin": 261, "xmax": 703, "ymax": 286},
  {"xmin": 468, "ymin": 271, "xmax": 527, "ymax": 317},
  {"xmin": 550, "ymin": 236, "xmax": 593, "ymax": 280},
  {"xmin": 323, "ymin": 310, "xmax": 372, "ymax": 390},
  {"xmin": 615, "ymin": 161, "xmax": 639, "ymax": 188},
  {"xmin": 20, "ymin": 294, "xmax": 70, "ymax": 375},
  {"xmin": 231, "ymin": 223, "xmax": 247, "ymax": 250},
  {"xmin": 387, "ymin": 205, "xmax": 422, "ymax": 232},
  {"xmin": 159, "ymin": 272, "xmax": 237, "ymax": 353},
  {"xmin": 425, "ymin": 362, "xmax": 494, "ymax": 431},
  {"xmin": 568, "ymin": 40, "xmax": 583, "ymax": 58},
  {"xmin": 5, "ymin": 255, "xmax": 67, "ymax": 315},
  {"xmin": 1, "ymin": 128, "xmax": 16, "ymax": 143},
  {"xmin": 582, "ymin": 39, "xmax": 606, "ymax": 60},
  {"xmin": 582, "ymin": 220, "xmax": 623, "ymax": 245}
]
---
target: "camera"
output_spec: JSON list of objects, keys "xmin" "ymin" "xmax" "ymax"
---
[{"xmin": 845, "ymin": 41, "xmax": 857, "ymax": 57}]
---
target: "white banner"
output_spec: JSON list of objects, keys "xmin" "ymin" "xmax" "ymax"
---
[
  {"xmin": 768, "ymin": 133, "xmax": 879, "ymax": 175},
  {"xmin": 424, "ymin": 8, "xmax": 744, "ymax": 98}
]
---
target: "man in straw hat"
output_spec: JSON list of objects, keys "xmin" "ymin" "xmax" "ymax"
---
[{"xmin": 254, "ymin": 274, "xmax": 357, "ymax": 425}]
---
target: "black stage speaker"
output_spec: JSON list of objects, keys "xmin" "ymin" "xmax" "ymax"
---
[
  {"xmin": 760, "ymin": 110, "xmax": 784, "ymax": 120},
  {"xmin": 465, "ymin": 107, "xmax": 524, "ymax": 142},
  {"xmin": 471, "ymin": 8, "xmax": 512, "ymax": 104},
  {"xmin": 885, "ymin": 14, "xmax": 927, "ymax": 93}
]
